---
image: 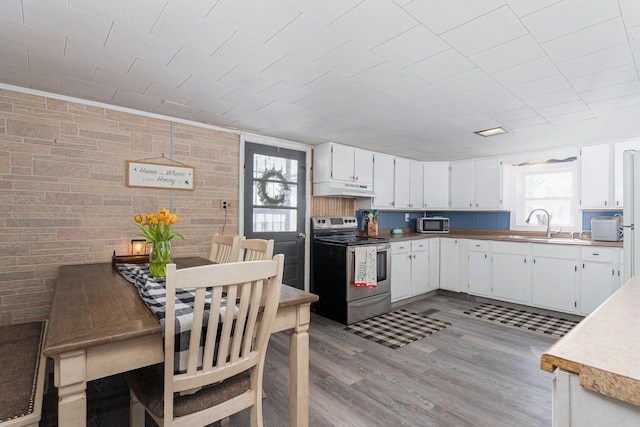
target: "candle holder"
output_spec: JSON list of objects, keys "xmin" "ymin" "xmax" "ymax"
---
[{"xmin": 131, "ymin": 239, "xmax": 147, "ymax": 255}]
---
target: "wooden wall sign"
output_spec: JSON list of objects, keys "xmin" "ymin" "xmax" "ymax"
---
[{"xmin": 126, "ymin": 161, "xmax": 195, "ymax": 190}]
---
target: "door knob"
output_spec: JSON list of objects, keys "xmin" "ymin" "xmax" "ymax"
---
[{"xmin": 298, "ymin": 233, "xmax": 306, "ymax": 239}]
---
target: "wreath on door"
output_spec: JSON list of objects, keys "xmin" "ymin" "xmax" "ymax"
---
[{"xmin": 257, "ymin": 168, "xmax": 289, "ymax": 206}]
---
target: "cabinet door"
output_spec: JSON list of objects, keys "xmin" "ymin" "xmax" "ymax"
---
[
  {"xmin": 475, "ymin": 158, "xmax": 502, "ymax": 209},
  {"xmin": 428, "ymin": 238, "xmax": 440, "ymax": 291},
  {"xmin": 439, "ymin": 239, "xmax": 460, "ymax": 291},
  {"xmin": 409, "ymin": 160, "xmax": 424, "ymax": 209},
  {"xmin": 580, "ymin": 262, "xmax": 614, "ymax": 314},
  {"xmin": 423, "ymin": 162, "xmax": 449, "ymax": 209},
  {"xmin": 330, "ymin": 144, "xmax": 355, "ymax": 182},
  {"xmin": 532, "ymin": 257, "xmax": 576, "ymax": 312},
  {"xmin": 468, "ymin": 251, "xmax": 491, "ymax": 296},
  {"xmin": 394, "ymin": 157, "xmax": 411, "ymax": 209},
  {"xmin": 391, "ymin": 253, "xmax": 412, "ymax": 302},
  {"xmin": 372, "ymin": 153, "xmax": 395, "ymax": 208},
  {"xmin": 492, "ymin": 252, "xmax": 529, "ymax": 303},
  {"xmin": 353, "ymin": 148, "xmax": 374, "ymax": 185},
  {"xmin": 449, "ymin": 161, "xmax": 474, "ymax": 208},
  {"xmin": 581, "ymin": 144, "xmax": 611, "ymax": 209},
  {"xmin": 411, "ymin": 250, "xmax": 430, "ymax": 295}
]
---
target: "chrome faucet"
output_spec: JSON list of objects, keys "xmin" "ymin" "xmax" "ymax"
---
[{"xmin": 525, "ymin": 208, "xmax": 551, "ymax": 238}]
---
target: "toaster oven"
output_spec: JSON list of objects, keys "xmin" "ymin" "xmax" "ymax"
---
[{"xmin": 417, "ymin": 217, "xmax": 450, "ymax": 234}]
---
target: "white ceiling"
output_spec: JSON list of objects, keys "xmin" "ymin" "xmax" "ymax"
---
[{"xmin": 2, "ymin": 0, "xmax": 640, "ymax": 161}]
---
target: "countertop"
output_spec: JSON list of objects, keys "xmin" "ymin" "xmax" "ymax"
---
[
  {"xmin": 540, "ymin": 274, "xmax": 640, "ymax": 406},
  {"xmin": 373, "ymin": 228, "xmax": 623, "ymax": 248}
]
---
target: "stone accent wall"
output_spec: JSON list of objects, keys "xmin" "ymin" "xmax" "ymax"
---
[{"xmin": 0, "ymin": 88, "xmax": 240, "ymax": 325}]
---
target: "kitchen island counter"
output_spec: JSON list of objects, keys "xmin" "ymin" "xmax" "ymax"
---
[{"xmin": 540, "ymin": 273, "xmax": 640, "ymax": 406}]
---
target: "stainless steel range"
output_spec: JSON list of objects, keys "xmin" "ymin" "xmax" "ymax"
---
[{"xmin": 311, "ymin": 216, "xmax": 391, "ymax": 324}]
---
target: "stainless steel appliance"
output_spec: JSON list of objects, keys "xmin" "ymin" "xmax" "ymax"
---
[
  {"xmin": 417, "ymin": 217, "xmax": 450, "ymax": 234},
  {"xmin": 591, "ymin": 216, "xmax": 620, "ymax": 242},
  {"xmin": 311, "ymin": 216, "xmax": 391, "ymax": 324}
]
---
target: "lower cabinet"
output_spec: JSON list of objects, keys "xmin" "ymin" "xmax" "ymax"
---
[
  {"xmin": 532, "ymin": 244, "xmax": 579, "ymax": 313},
  {"xmin": 468, "ymin": 240, "xmax": 491, "ymax": 296},
  {"xmin": 440, "ymin": 238, "xmax": 468, "ymax": 292},
  {"xmin": 390, "ymin": 239, "xmax": 435, "ymax": 302},
  {"xmin": 491, "ymin": 241, "xmax": 530, "ymax": 303},
  {"xmin": 391, "ymin": 242, "xmax": 412, "ymax": 302},
  {"xmin": 580, "ymin": 247, "xmax": 616, "ymax": 315}
]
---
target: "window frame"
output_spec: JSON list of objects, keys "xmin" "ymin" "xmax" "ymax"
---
[{"xmin": 509, "ymin": 161, "xmax": 580, "ymax": 232}]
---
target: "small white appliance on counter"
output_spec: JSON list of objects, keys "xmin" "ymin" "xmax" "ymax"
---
[
  {"xmin": 417, "ymin": 217, "xmax": 449, "ymax": 234},
  {"xmin": 591, "ymin": 216, "xmax": 620, "ymax": 242}
]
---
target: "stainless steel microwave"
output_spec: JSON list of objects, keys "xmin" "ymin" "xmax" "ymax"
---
[{"xmin": 417, "ymin": 217, "xmax": 450, "ymax": 234}]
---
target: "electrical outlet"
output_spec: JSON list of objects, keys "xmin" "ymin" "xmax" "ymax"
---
[
  {"xmin": 221, "ymin": 201, "xmax": 229, "ymax": 209},
  {"xmin": 405, "ymin": 213, "xmax": 410, "ymax": 222}
]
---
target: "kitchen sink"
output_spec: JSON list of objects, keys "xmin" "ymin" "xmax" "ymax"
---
[{"xmin": 497, "ymin": 235, "xmax": 586, "ymax": 244}]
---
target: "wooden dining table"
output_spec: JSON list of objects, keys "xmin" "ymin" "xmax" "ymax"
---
[{"xmin": 42, "ymin": 257, "xmax": 319, "ymax": 426}]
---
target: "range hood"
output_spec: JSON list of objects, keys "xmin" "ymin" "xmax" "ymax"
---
[{"xmin": 313, "ymin": 180, "xmax": 374, "ymax": 197}]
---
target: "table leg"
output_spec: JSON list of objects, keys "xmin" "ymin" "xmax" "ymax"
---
[
  {"xmin": 289, "ymin": 303, "xmax": 311, "ymax": 427},
  {"xmin": 54, "ymin": 350, "xmax": 88, "ymax": 427}
]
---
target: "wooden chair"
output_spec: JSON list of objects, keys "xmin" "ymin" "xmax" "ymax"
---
[
  {"xmin": 239, "ymin": 239, "xmax": 274, "ymax": 261},
  {"xmin": 125, "ymin": 254, "xmax": 284, "ymax": 427},
  {"xmin": 208, "ymin": 234, "xmax": 244, "ymax": 264}
]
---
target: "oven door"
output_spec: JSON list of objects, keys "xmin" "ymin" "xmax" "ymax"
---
[{"xmin": 346, "ymin": 243, "xmax": 391, "ymax": 302}]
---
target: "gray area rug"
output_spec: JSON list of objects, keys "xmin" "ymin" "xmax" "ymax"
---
[
  {"xmin": 345, "ymin": 309, "xmax": 450, "ymax": 349},
  {"xmin": 464, "ymin": 303, "xmax": 579, "ymax": 337}
]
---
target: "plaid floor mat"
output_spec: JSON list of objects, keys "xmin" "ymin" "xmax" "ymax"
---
[
  {"xmin": 464, "ymin": 303, "xmax": 580, "ymax": 337},
  {"xmin": 344, "ymin": 309, "xmax": 450, "ymax": 349}
]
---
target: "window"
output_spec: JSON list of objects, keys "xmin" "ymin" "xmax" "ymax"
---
[
  {"xmin": 251, "ymin": 153, "xmax": 298, "ymax": 232},
  {"xmin": 510, "ymin": 161, "xmax": 578, "ymax": 231}
]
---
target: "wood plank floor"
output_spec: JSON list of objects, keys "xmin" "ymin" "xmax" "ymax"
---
[{"xmin": 41, "ymin": 292, "xmax": 566, "ymax": 426}]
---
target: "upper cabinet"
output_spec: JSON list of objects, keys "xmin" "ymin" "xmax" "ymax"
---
[
  {"xmin": 393, "ymin": 157, "xmax": 411, "ymax": 209},
  {"xmin": 423, "ymin": 162, "xmax": 450, "ymax": 209},
  {"xmin": 371, "ymin": 153, "xmax": 395, "ymax": 208},
  {"xmin": 580, "ymin": 139, "xmax": 640, "ymax": 210},
  {"xmin": 580, "ymin": 144, "xmax": 611, "ymax": 209},
  {"xmin": 450, "ymin": 158, "xmax": 503, "ymax": 210},
  {"xmin": 313, "ymin": 142, "xmax": 375, "ymax": 197}
]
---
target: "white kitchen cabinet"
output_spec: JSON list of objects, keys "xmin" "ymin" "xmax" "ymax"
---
[
  {"xmin": 449, "ymin": 160, "xmax": 475, "ymax": 209},
  {"xmin": 532, "ymin": 244, "xmax": 579, "ymax": 313},
  {"xmin": 475, "ymin": 158, "xmax": 503, "ymax": 209},
  {"xmin": 390, "ymin": 239, "xmax": 432, "ymax": 302},
  {"xmin": 423, "ymin": 162, "xmax": 449, "ymax": 209},
  {"xmin": 491, "ymin": 241, "xmax": 530, "ymax": 303},
  {"xmin": 449, "ymin": 158, "xmax": 502, "ymax": 209},
  {"xmin": 393, "ymin": 157, "xmax": 411, "ymax": 209},
  {"xmin": 580, "ymin": 247, "xmax": 615, "ymax": 315},
  {"xmin": 428, "ymin": 238, "xmax": 440, "ymax": 290},
  {"xmin": 440, "ymin": 238, "xmax": 468, "ymax": 292},
  {"xmin": 468, "ymin": 240, "xmax": 491, "ymax": 297},
  {"xmin": 580, "ymin": 144, "xmax": 611, "ymax": 209},
  {"xmin": 409, "ymin": 160, "xmax": 424, "ymax": 209},
  {"xmin": 410, "ymin": 239, "xmax": 430, "ymax": 295},
  {"xmin": 390, "ymin": 242, "xmax": 411, "ymax": 302},
  {"xmin": 372, "ymin": 153, "xmax": 395, "ymax": 209},
  {"xmin": 615, "ymin": 248, "xmax": 625, "ymax": 292},
  {"xmin": 313, "ymin": 142, "xmax": 374, "ymax": 186}
]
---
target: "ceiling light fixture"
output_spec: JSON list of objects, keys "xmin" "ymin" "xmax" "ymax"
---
[{"xmin": 475, "ymin": 127, "xmax": 507, "ymax": 137}]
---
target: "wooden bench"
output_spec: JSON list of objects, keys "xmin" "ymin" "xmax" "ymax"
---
[{"xmin": 0, "ymin": 321, "xmax": 47, "ymax": 427}]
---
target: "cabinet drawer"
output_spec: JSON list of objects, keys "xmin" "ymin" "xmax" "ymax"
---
[
  {"xmin": 391, "ymin": 241, "xmax": 410, "ymax": 254},
  {"xmin": 492, "ymin": 241, "xmax": 529, "ymax": 255},
  {"xmin": 411, "ymin": 240, "xmax": 430, "ymax": 252},
  {"xmin": 581, "ymin": 247, "xmax": 613, "ymax": 262},
  {"xmin": 532, "ymin": 243, "xmax": 579, "ymax": 259},
  {"xmin": 468, "ymin": 240, "xmax": 490, "ymax": 252}
]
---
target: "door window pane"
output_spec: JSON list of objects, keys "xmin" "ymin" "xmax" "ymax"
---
[
  {"xmin": 252, "ymin": 208, "xmax": 297, "ymax": 232},
  {"xmin": 251, "ymin": 153, "xmax": 298, "ymax": 232}
]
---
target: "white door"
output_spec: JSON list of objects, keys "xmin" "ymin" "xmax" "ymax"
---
[
  {"xmin": 353, "ymin": 148, "xmax": 374, "ymax": 186},
  {"xmin": 373, "ymin": 153, "xmax": 395, "ymax": 208},
  {"xmin": 394, "ymin": 157, "xmax": 411, "ymax": 209},
  {"xmin": 449, "ymin": 161, "xmax": 474, "ymax": 208},
  {"xmin": 331, "ymin": 144, "xmax": 355, "ymax": 182}
]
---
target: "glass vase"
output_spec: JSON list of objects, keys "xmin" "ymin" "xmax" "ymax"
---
[{"xmin": 149, "ymin": 241, "xmax": 172, "ymax": 278}]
